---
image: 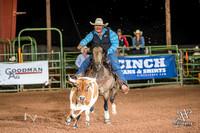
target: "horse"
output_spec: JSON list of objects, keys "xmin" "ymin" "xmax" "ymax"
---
[{"xmin": 83, "ymin": 46, "xmax": 120, "ymax": 124}]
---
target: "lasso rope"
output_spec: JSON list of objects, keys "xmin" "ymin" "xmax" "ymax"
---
[{"xmin": 182, "ymin": 51, "xmax": 196, "ymax": 79}]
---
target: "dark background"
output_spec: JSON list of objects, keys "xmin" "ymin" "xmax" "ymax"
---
[{"xmin": 16, "ymin": 0, "xmax": 200, "ymax": 47}]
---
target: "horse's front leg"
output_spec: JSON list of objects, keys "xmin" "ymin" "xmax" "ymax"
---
[
  {"xmin": 103, "ymin": 92, "xmax": 111, "ymax": 124},
  {"xmin": 110, "ymin": 87, "xmax": 119, "ymax": 115},
  {"xmin": 110, "ymin": 96, "xmax": 117, "ymax": 115}
]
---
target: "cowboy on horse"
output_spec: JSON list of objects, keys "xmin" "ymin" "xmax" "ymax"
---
[{"xmin": 76, "ymin": 18, "xmax": 129, "ymax": 94}]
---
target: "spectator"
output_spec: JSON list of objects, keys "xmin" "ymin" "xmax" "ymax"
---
[
  {"xmin": 192, "ymin": 46, "xmax": 200, "ymax": 69},
  {"xmin": 9, "ymin": 56, "xmax": 16, "ymax": 62},
  {"xmin": 132, "ymin": 29, "xmax": 145, "ymax": 54},
  {"xmin": 193, "ymin": 46, "xmax": 200, "ymax": 56},
  {"xmin": 75, "ymin": 46, "xmax": 90, "ymax": 68},
  {"xmin": 116, "ymin": 29, "xmax": 129, "ymax": 56}
]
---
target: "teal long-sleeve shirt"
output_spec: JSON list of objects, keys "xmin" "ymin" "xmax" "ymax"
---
[{"xmin": 79, "ymin": 28, "xmax": 119, "ymax": 55}]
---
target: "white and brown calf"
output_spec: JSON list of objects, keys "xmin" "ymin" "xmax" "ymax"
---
[{"xmin": 66, "ymin": 76, "xmax": 99, "ymax": 129}]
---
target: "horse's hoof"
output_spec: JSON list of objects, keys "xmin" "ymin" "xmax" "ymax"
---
[
  {"xmin": 105, "ymin": 119, "xmax": 111, "ymax": 124},
  {"xmin": 73, "ymin": 123, "xmax": 77, "ymax": 129},
  {"xmin": 85, "ymin": 120, "xmax": 90, "ymax": 126}
]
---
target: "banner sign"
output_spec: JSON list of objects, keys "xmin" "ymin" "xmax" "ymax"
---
[
  {"xmin": 0, "ymin": 61, "xmax": 49, "ymax": 85},
  {"xmin": 118, "ymin": 55, "xmax": 177, "ymax": 80}
]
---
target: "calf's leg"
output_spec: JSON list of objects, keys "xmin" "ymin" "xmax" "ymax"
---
[
  {"xmin": 66, "ymin": 110, "xmax": 73, "ymax": 125},
  {"xmin": 85, "ymin": 109, "xmax": 90, "ymax": 126},
  {"xmin": 73, "ymin": 115, "xmax": 81, "ymax": 129}
]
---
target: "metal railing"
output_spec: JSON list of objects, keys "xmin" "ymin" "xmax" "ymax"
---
[
  {"xmin": 17, "ymin": 28, "xmax": 64, "ymax": 89},
  {"xmin": 21, "ymin": 52, "xmax": 62, "ymax": 91},
  {"xmin": 0, "ymin": 28, "xmax": 64, "ymax": 92},
  {"xmin": 64, "ymin": 45, "xmax": 182, "ymax": 88},
  {"xmin": 1, "ymin": 31, "xmax": 199, "ymax": 92},
  {"xmin": 179, "ymin": 48, "xmax": 200, "ymax": 86}
]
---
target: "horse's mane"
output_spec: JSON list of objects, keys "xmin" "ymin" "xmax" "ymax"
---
[
  {"xmin": 91, "ymin": 45, "xmax": 107, "ymax": 55},
  {"xmin": 85, "ymin": 46, "xmax": 113, "ymax": 76}
]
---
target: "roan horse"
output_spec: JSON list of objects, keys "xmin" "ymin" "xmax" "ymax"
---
[{"xmin": 84, "ymin": 46, "xmax": 120, "ymax": 124}]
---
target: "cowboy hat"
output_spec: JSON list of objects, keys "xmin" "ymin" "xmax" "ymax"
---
[
  {"xmin": 134, "ymin": 29, "xmax": 143, "ymax": 35},
  {"xmin": 9, "ymin": 56, "xmax": 16, "ymax": 62},
  {"xmin": 90, "ymin": 18, "xmax": 109, "ymax": 27},
  {"xmin": 81, "ymin": 46, "xmax": 90, "ymax": 53},
  {"xmin": 194, "ymin": 45, "xmax": 199, "ymax": 50},
  {"xmin": 117, "ymin": 29, "xmax": 123, "ymax": 33}
]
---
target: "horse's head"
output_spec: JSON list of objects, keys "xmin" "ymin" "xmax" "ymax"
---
[{"xmin": 92, "ymin": 46, "xmax": 104, "ymax": 70}]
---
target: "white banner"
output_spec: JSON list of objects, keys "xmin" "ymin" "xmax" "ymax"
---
[{"xmin": 0, "ymin": 61, "xmax": 49, "ymax": 85}]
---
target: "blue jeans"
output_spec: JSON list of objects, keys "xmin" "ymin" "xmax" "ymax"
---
[
  {"xmin": 132, "ymin": 48, "xmax": 145, "ymax": 54},
  {"xmin": 75, "ymin": 52, "xmax": 126, "ymax": 83}
]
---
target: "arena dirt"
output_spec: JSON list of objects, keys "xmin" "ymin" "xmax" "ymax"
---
[{"xmin": 0, "ymin": 85, "xmax": 199, "ymax": 132}]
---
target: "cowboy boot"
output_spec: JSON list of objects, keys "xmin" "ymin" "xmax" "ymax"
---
[
  {"xmin": 121, "ymin": 83, "xmax": 129, "ymax": 94},
  {"xmin": 115, "ymin": 74, "xmax": 129, "ymax": 94}
]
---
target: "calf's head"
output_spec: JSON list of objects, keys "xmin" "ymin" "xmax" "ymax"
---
[{"xmin": 68, "ymin": 76, "xmax": 96, "ymax": 103}]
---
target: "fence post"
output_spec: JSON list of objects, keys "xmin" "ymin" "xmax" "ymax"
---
[{"xmin": 179, "ymin": 50, "xmax": 183, "ymax": 86}]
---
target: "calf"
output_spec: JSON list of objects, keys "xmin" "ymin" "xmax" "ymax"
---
[{"xmin": 66, "ymin": 76, "xmax": 99, "ymax": 129}]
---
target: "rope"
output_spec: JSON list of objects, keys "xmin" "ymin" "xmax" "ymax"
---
[
  {"xmin": 182, "ymin": 51, "xmax": 197, "ymax": 79},
  {"xmin": 66, "ymin": 0, "xmax": 82, "ymax": 40}
]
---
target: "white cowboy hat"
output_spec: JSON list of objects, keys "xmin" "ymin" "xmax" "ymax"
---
[
  {"xmin": 194, "ymin": 45, "xmax": 199, "ymax": 49},
  {"xmin": 81, "ymin": 46, "xmax": 90, "ymax": 53},
  {"xmin": 9, "ymin": 56, "xmax": 16, "ymax": 62},
  {"xmin": 134, "ymin": 29, "xmax": 143, "ymax": 35},
  {"xmin": 90, "ymin": 18, "xmax": 109, "ymax": 27}
]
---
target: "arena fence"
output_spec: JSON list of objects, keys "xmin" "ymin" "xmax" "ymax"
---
[
  {"xmin": 0, "ymin": 38, "xmax": 12, "ymax": 61},
  {"xmin": 0, "ymin": 28, "xmax": 64, "ymax": 92},
  {"xmin": 12, "ymin": 36, "xmax": 38, "ymax": 61},
  {"xmin": 20, "ymin": 52, "xmax": 62, "ymax": 91},
  {"xmin": 63, "ymin": 51, "xmax": 80, "ymax": 88},
  {"xmin": 0, "ymin": 30, "xmax": 199, "ymax": 92},
  {"xmin": 64, "ymin": 45, "xmax": 182, "ymax": 88},
  {"xmin": 179, "ymin": 48, "xmax": 200, "ymax": 86},
  {"xmin": 17, "ymin": 28, "xmax": 64, "ymax": 91}
]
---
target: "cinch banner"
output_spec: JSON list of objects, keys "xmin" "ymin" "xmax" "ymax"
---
[
  {"xmin": 118, "ymin": 55, "xmax": 177, "ymax": 80},
  {"xmin": 0, "ymin": 61, "xmax": 49, "ymax": 85}
]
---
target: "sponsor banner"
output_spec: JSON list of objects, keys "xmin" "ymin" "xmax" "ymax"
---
[
  {"xmin": 0, "ymin": 61, "xmax": 49, "ymax": 85},
  {"xmin": 118, "ymin": 55, "xmax": 177, "ymax": 80}
]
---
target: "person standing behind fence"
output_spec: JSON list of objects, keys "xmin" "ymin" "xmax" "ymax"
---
[
  {"xmin": 117, "ymin": 29, "xmax": 129, "ymax": 47},
  {"xmin": 132, "ymin": 29, "xmax": 145, "ymax": 54},
  {"xmin": 116, "ymin": 29, "xmax": 129, "ymax": 56},
  {"xmin": 75, "ymin": 46, "xmax": 90, "ymax": 68}
]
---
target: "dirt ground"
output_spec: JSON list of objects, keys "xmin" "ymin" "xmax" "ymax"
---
[{"xmin": 0, "ymin": 85, "xmax": 199, "ymax": 133}]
